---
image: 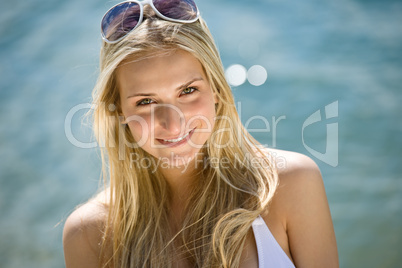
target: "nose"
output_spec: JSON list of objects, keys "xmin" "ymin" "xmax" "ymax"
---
[{"xmin": 153, "ymin": 104, "xmax": 185, "ymax": 136}]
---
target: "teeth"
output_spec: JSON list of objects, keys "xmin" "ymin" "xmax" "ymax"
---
[{"xmin": 163, "ymin": 131, "xmax": 190, "ymax": 143}]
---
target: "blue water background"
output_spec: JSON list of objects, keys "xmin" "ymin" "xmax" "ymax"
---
[{"xmin": 0, "ymin": 0, "xmax": 401, "ymax": 267}]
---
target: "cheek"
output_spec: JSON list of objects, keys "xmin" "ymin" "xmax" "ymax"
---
[
  {"xmin": 126, "ymin": 115, "xmax": 151, "ymax": 144},
  {"xmin": 186, "ymin": 98, "xmax": 216, "ymax": 129},
  {"xmin": 199, "ymin": 97, "xmax": 216, "ymax": 120}
]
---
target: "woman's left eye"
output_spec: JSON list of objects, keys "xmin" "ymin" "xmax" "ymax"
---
[{"xmin": 181, "ymin": 87, "xmax": 197, "ymax": 95}]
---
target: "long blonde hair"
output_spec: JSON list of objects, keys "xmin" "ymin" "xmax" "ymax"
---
[{"xmin": 92, "ymin": 7, "xmax": 278, "ymax": 268}]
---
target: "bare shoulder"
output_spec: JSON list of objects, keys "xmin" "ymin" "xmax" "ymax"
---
[
  {"xmin": 63, "ymin": 190, "xmax": 110, "ymax": 268},
  {"xmin": 264, "ymin": 148, "xmax": 325, "ymax": 227},
  {"xmin": 266, "ymin": 148, "xmax": 326, "ymax": 219},
  {"xmin": 269, "ymin": 148, "xmax": 321, "ymax": 177},
  {"xmin": 266, "ymin": 149, "xmax": 339, "ymax": 267}
]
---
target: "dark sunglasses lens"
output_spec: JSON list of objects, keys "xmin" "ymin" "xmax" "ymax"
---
[
  {"xmin": 153, "ymin": 0, "xmax": 198, "ymax": 21},
  {"xmin": 102, "ymin": 2, "xmax": 141, "ymax": 42}
]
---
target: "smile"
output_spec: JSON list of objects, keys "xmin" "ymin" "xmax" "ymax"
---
[
  {"xmin": 163, "ymin": 131, "xmax": 191, "ymax": 143},
  {"xmin": 157, "ymin": 129, "xmax": 195, "ymax": 147}
]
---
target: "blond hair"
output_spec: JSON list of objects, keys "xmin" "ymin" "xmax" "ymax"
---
[{"xmin": 92, "ymin": 7, "xmax": 278, "ymax": 268}]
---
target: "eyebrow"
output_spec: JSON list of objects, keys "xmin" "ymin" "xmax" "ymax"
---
[{"xmin": 126, "ymin": 77, "xmax": 204, "ymax": 99}]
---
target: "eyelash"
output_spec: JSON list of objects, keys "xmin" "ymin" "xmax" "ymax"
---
[
  {"xmin": 181, "ymin": 87, "xmax": 197, "ymax": 95},
  {"xmin": 137, "ymin": 98, "xmax": 154, "ymax": 106},
  {"xmin": 136, "ymin": 87, "xmax": 198, "ymax": 106}
]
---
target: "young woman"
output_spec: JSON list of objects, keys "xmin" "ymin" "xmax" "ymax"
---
[{"xmin": 63, "ymin": 1, "xmax": 338, "ymax": 267}]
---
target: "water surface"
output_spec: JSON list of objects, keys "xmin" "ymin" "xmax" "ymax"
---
[{"xmin": 0, "ymin": 0, "xmax": 401, "ymax": 267}]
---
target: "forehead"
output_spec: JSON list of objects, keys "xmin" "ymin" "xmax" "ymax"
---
[{"xmin": 116, "ymin": 49, "xmax": 207, "ymax": 95}]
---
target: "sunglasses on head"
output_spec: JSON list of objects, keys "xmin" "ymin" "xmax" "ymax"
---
[{"xmin": 101, "ymin": 0, "xmax": 200, "ymax": 44}]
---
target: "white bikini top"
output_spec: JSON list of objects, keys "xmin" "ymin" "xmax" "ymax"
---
[{"xmin": 252, "ymin": 216, "xmax": 296, "ymax": 268}]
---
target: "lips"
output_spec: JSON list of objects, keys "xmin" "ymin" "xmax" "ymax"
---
[
  {"xmin": 157, "ymin": 128, "xmax": 195, "ymax": 147},
  {"xmin": 163, "ymin": 131, "xmax": 191, "ymax": 143}
]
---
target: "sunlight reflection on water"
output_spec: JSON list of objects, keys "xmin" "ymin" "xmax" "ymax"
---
[{"xmin": 0, "ymin": 0, "xmax": 401, "ymax": 267}]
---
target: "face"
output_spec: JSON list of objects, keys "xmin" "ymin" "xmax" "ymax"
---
[{"xmin": 117, "ymin": 49, "xmax": 217, "ymax": 167}]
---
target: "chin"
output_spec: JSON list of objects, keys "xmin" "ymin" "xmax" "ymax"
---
[{"xmin": 161, "ymin": 148, "xmax": 200, "ymax": 167}]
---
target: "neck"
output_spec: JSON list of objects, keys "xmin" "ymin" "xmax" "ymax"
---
[
  {"xmin": 160, "ymin": 162, "xmax": 197, "ymax": 203},
  {"xmin": 159, "ymin": 153, "xmax": 205, "ymax": 212},
  {"xmin": 158, "ymin": 159, "xmax": 200, "ymax": 233}
]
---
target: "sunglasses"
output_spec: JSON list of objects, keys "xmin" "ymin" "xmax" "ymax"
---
[{"xmin": 101, "ymin": 0, "xmax": 200, "ymax": 43}]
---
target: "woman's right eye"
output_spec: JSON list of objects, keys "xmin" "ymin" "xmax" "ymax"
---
[{"xmin": 137, "ymin": 98, "xmax": 154, "ymax": 106}]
